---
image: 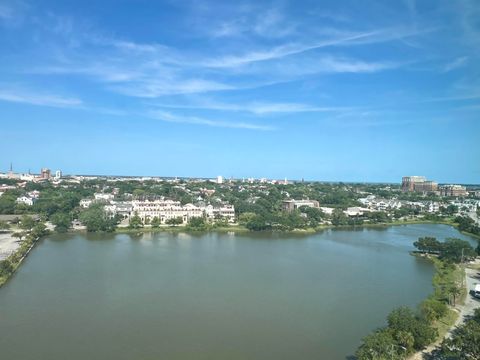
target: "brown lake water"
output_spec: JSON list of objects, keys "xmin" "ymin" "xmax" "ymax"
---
[{"xmin": 0, "ymin": 224, "xmax": 477, "ymax": 359}]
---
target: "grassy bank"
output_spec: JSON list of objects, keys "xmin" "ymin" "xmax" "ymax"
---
[{"xmin": 429, "ymin": 257, "xmax": 466, "ymax": 338}]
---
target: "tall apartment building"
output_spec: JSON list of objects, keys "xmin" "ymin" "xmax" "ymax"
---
[
  {"xmin": 401, "ymin": 176, "xmax": 438, "ymax": 193},
  {"xmin": 41, "ymin": 168, "xmax": 51, "ymax": 180}
]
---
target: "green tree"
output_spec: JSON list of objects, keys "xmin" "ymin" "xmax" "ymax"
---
[
  {"xmin": 238, "ymin": 212, "xmax": 256, "ymax": 225},
  {"xmin": 79, "ymin": 204, "xmax": 116, "ymax": 232},
  {"xmin": 0, "ymin": 259, "xmax": 14, "ymax": 277},
  {"xmin": 30, "ymin": 222, "xmax": 49, "ymax": 239},
  {"xmin": 19, "ymin": 215, "xmax": 36, "ymax": 231},
  {"xmin": 50, "ymin": 212, "xmax": 71, "ymax": 233},
  {"xmin": 420, "ymin": 298, "xmax": 448, "ymax": 323},
  {"xmin": 187, "ymin": 216, "xmax": 206, "ymax": 230},
  {"xmin": 433, "ymin": 308, "xmax": 480, "ymax": 359},
  {"xmin": 331, "ymin": 208, "xmax": 349, "ymax": 226},
  {"xmin": 165, "ymin": 217, "xmax": 183, "ymax": 226},
  {"xmin": 355, "ymin": 328, "xmax": 400, "ymax": 360},
  {"xmin": 439, "ymin": 238, "xmax": 475, "ymax": 263},
  {"xmin": 413, "ymin": 237, "xmax": 442, "ymax": 254},
  {"xmin": 246, "ymin": 215, "xmax": 271, "ymax": 231},
  {"xmin": 387, "ymin": 307, "xmax": 437, "ymax": 350},
  {"xmin": 129, "ymin": 213, "xmax": 143, "ymax": 229},
  {"xmin": 150, "ymin": 216, "xmax": 161, "ymax": 228},
  {"xmin": 447, "ymin": 284, "xmax": 462, "ymax": 307}
]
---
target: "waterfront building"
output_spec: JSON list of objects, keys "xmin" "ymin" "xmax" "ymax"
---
[
  {"xmin": 130, "ymin": 199, "xmax": 235, "ymax": 224},
  {"xmin": 205, "ymin": 204, "xmax": 235, "ymax": 222}
]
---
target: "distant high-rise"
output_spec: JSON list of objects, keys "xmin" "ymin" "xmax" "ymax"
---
[
  {"xmin": 41, "ymin": 168, "xmax": 51, "ymax": 180},
  {"xmin": 55, "ymin": 170, "xmax": 62, "ymax": 180},
  {"xmin": 401, "ymin": 176, "xmax": 439, "ymax": 193},
  {"xmin": 401, "ymin": 176, "xmax": 426, "ymax": 192},
  {"xmin": 216, "ymin": 175, "xmax": 224, "ymax": 184}
]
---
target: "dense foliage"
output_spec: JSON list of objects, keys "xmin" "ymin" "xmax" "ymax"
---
[
  {"xmin": 429, "ymin": 309, "xmax": 480, "ymax": 359},
  {"xmin": 356, "ymin": 307, "xmax": 437, "ymax": 359},
  {"xmin": 79, "ymin": 204, "xmax": 117, "ymax": 232},
  {"xmin": 454, "ymin": 215, "xmax": 480, "ymax": 237},
  {"xmin": 413, "ymin": 237, "xmax": 476, "ymax": 263}
]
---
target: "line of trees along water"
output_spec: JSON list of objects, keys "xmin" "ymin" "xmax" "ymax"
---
[
  {"xmin": 355, "ymin": 236, "xmax": 479, "ymax": 359},
  {"xmin": 0, "ymin": 215, "xmax": 50, "ymax": 286}
]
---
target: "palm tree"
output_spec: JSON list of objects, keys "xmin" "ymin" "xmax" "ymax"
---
[{"xmin": 448, "ymin": 284, "xmax": 462, "ymax": 307}]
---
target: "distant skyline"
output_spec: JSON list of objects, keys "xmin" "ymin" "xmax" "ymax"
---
[{"xmin": 1, "ymin": 0, "xmax": 479, "ymax": 183}]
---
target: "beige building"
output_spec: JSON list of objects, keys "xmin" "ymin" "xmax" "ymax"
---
[
  {"xmin": 282, "ymin": 199, "xmax": 320, "ymax": 212},
  {"xmin": 440, "ymin": 185, "xmax": 468, "ymax": 197},
  {"xmin": 131, "ymin": 200, "xmax": 235, "ymax": 224},
  {"xmin": 401, "ymin": 176, "xmax": 438, "ymax": 193}
]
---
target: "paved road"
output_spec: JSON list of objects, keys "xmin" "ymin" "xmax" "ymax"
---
[{"xmin": 456, "ymin": 266, "xmax": 480, "ymax": 326}]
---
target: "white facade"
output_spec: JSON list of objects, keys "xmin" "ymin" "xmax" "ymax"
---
[
  {"xmin": 80, "ymin": 199, "xmax": 93, "ymax": 208},
  {"xmin": 94, "ymin": 193, "xmax": 115, "ymax": 201},
  {"xmin": 205, "ymin": 204, "xmax": 236, "ymax": 223},
  {"xmin": 132, "ymin": 200, "xmax": 202, "ymax": 224},
  {"xmin": 428, "ymin": 202, "xmax": 440, "ymax": 213},
  {"xmin": 20, "ymin": 173, "xmax": 35, "ymax": 181},
  {"xmin": 130, "ymin": 199, "xmax": 235, "ymax": 224},
  {"xmin": 16, "ymin": 196, "xmax": 34, "ymax": 206},
  {"xmin": 216, "ymin": 176, "xmax": 224, "ymax": 184}
]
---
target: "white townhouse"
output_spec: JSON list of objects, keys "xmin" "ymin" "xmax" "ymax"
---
[
  {"xmin": 16, "ymin": 196, "xmax": 35, "ymax": 206},
  {"xmin": 130, "ymin": 199, "xmax": 235, "ymax": 224}
]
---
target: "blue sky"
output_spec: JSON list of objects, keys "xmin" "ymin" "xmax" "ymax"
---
[{"xmin": 0, "ymin": 0, "xmax": 479, "ymax": 183}]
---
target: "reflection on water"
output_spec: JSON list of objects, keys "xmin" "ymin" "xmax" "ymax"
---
[{"xmin": 0, "ymin": 224, "xmax": 476, "ymax": 360}]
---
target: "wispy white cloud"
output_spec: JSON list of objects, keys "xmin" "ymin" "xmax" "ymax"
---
[
  {"xmin": 203, "ymin": 31, "xmax": 379, "ymax": 68},
  {"xmin": 110, "ymin": 79, "xmax": 235, "ymax": 98},
  {"xmin": 0, "ymin": 88, "xmax": 82, "ymax": 108},
  {"xmin": 441, "ymin": 56, "xmax": 469, "ymax": 72},
  {"xmin": 151, "ymin": 99, "xmax": 349, "ymax": 115},
  {"xmin": 148, "ymin": 110, "xmax": 273, "ymax": 130},
  {"xmin": 203, "ymin": 26, "xmax": 429, "ymax": 68},
  {"xmin": 202, "ymin": 4, "xmax": 296, "ymax": 39}
]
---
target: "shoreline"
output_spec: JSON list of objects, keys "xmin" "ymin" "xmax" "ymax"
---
[
  {"xmin": 0, "ymin": 234, "xmax": 42, "ymax": 288},
  {"xmin": 65, "ymin": 219, "xmax": 480, "ymax": 239},
  {"xmin": 408, "ymin": 260, "xmax": 480, "ymax": 360}
]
